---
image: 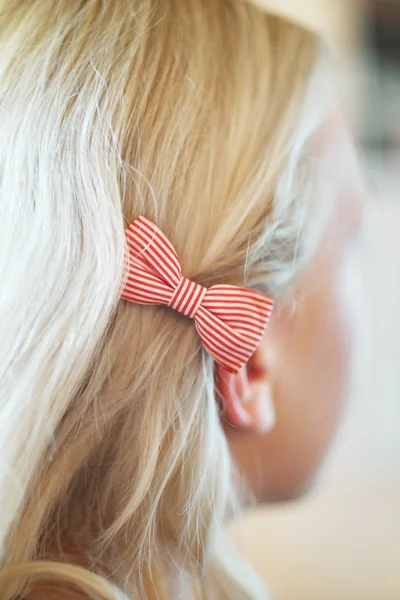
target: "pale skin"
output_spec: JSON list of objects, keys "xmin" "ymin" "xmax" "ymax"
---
[{"xmin": 220, "ymin": 106, "xmax": 367, "ymax": 502}]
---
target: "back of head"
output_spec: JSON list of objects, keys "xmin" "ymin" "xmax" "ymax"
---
[{"xmin": 0, "ymin": 1, "xmax": 324, "ymax": 598}]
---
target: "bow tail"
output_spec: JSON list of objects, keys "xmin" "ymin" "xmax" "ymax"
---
[{"xmin": 194, "ymin": 306, "xmax": 260, "ymax": 373}]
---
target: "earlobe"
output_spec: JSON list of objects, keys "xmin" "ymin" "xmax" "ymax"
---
[{"xmin": 216, "ymin": 345, "xmax": 276, "ymax": 434}]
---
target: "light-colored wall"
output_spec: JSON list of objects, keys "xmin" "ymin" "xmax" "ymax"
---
[{"xmin": 252, "ymin": 0, "xmax": 363, "ymax": 56}]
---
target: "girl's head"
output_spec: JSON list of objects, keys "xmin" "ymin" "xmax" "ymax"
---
[{"xmin": 0, "ymin": 0, "xmax": 365, "ymax": 598}]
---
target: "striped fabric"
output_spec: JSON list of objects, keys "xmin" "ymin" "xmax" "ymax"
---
[{"xmin": 121, "ymin": 215, "xmax": 274, "ymax": 373}]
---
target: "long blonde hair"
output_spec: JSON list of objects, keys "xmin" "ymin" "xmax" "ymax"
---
[{"xmin": 0, "ymin": 0, "xmax": 326, "ymax": 598}]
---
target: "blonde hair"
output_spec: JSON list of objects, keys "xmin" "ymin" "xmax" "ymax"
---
[{"xmin": 0, "ymin": 0, "xmax": 326, "ymax": 598}]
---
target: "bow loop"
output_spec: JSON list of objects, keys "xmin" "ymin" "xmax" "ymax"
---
[
  {"xmin": 121, "ymin": 215, "xmax": 274, "ymax": 373},
  {"xmin": 124, "ymin": 215, "xmax": 182, "ymax": 289}
]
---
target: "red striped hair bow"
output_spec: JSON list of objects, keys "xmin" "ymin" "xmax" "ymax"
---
[{"xmin": 121, "ymin": 215, "xmax": 274, "ymax": 373}]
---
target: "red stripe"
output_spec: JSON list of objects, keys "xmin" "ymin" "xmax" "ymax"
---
[
  {"xmin": 198, "ymin": 341, "xmax": 240, "ymax": 372},
  {"xmin": 204, "ymin": 296, "xmax": 273, "ymax": 309},
  {"xmin": 186, "ymin": 284, "xmax": 206, "ymax": 318},
  {"xmin": 174, "ymin": 279, "xmax": 190, "ymax": 313},
  {"xmin": 169, "ymin": 278, "xmax": 185, "ymax": 311},
  {"xmin": 223, "ymin": 325, "xmax": 263, "ymax": 340},
  {"xmin": 130, "ymin": 227, "xmax": 181, "ymax": 283},
  {"xmin": 196, "ymin": 334, "xmax": 244, "ymax": 371},
  {"xmin": 195, "ymin": 308, "xmax": 254, "ymax": 353},
  {"xmin": 125, "ymin": 272, "xmax": 170, "ymax": 290},
  {"xmin": 194, "ymin": 312, "xmax": 250, "ymax": 360},
  {"xmin": 213, "ymin": 314, "xmax": 266, "ymax": 328},
  {"xmin": 179, "ymin": 280, "xmax": 196, "ymax": 314},
  {"xmin": 196, "ymin": 323, "xmax": 248, "ymax": 364},
  {"xmin": 137, "ymin": 217, "xmax": 182, "ymax": 278},
  {"xmin": 179, "ymin": 279, "xmax": 205, "ymax": 317},
  {"xmin": 130, "ymin": 229, "xmax": 180, "ymax": 285}
]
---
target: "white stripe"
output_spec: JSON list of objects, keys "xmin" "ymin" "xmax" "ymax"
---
[
  {"xmin": 170, "ymin": 278, "xmax": 187, "ymax": 310},
  {"xmin": 204, "ymin": 312, "xmax": 265, "ymax": 323},
  {"xmin": 123, "ymin": 278, "xmax": 171, "ymax": 296},
  {"xmin": 183, "ymin": 281, "xmax": 198, "ymax": 317},
  {"xmin": 186, "ymin": 284, "xmax": 206, "ymax": 318},
  {"xmin": 132, "ymin": 256, "xmax": 160, "ymax": 276},
  {"xmin": 129, "ymin": 272, "xmax": 170, "ymax": 290},
  {"xmin": 128, "ymin": 229, "xmax": 179, "ymax": 284},
  {"xmin": 199, "ymin": 338, "xmax": 239, "ymax": 372},
  {"xmin": 195, "ymin": 314, "xmax": 250, "ymax": 358},
  {"xmin": 196, "ymin": 309, "xmax": 254, "ymax": 352},
  {"xmin": 197, "ymin": 324, "xmax": 246, "ymax": 364},
  {"xmin": 215, "ymin": 315, "xmax": 265, "ymax": 328},
  {"xmin": 234, "ymin": 329, "xmax": 262, "ymax": 341},
  {"xmin": 180, "ymin": 279, "xmax": 195, "ymax": 315},
  {"xmin": 135, "ymin": 219, "xmax": 181, "ymax": 278},
  {"xmin": 123, "ymin": 288, "xmax": 170, "ymax": 302},
  {"xmin": 203, "ymin": 302, "xmax": 272, "ymax": 313},
  {"xmin": 204, "ymin": 296, "xmax": 272, "ymax": 309}
]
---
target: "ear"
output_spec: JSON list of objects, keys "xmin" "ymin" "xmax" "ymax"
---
[{"xmin": 216, "ymin": 343, "xmax": 276, "ymax": 434}]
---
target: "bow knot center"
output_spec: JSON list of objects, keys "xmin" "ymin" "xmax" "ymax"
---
[{"xmin": 168, "ymin": 277, "xmax": 207, "ymax": 319}]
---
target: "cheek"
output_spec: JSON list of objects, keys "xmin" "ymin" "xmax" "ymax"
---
[
  {"xmin": 289, "ymin": 243, "xmax": 362, "ymax": 415},
  {"xmin": 299, "ymin": 270, "xmax": 355, "ymax": 414},
  {"xmin": 309, "ymin": 246, "xmax": 363, "ymax": 410},
  {"xmin": 258, "ymin": 259, "xmax": 359, "ymax": 501}
]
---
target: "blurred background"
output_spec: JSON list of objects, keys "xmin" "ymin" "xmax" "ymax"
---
[{"xmin": 229, "ymin": 1, "xmax": 400, "ymax": 599}]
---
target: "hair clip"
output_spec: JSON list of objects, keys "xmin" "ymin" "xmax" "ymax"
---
[{"xmin": 121, "ymin": 215, "xmax": 274, "ymax": 373}]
